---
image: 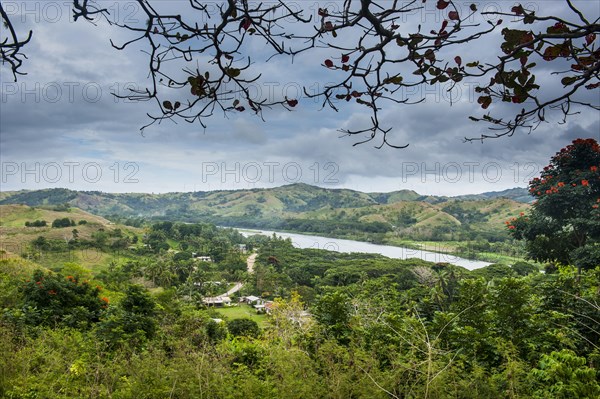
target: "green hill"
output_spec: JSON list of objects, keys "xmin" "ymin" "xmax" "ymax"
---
[
  {"xmin": 0, "ymin": 204, "xmax": 143, "ymax": 271},
  {"xmin": 0, "ymin": 184, "xmax": 531, "ymax": 242}
]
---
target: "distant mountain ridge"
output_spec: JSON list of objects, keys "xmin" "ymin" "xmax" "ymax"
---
[
  {"xmin": 0, "ymin": 184, "xmax": 531, "ymax": 242},
  {"xmin": 0, "ymin": 184, "xmax": 532, "ymax": 210},
  {"xmin": 453, "ymin": 187, "xmax": 534, "ymax": 204}
]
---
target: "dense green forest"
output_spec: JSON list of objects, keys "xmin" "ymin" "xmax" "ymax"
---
[{"xmin": 1, "ymin": 220, "xmax": 599, "ymax": 398}]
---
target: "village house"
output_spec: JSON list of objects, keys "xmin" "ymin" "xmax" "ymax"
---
[
  {"xmin": 241, "ymin": 295, "xmax": 261, "ymax": 305},
  {"xmin": 191, "ymin": 252, "xmax": 213, "ymax": 262},
  {"xmin": 202, "ymin": 296, "xmax": 231, "ymax": 307}
]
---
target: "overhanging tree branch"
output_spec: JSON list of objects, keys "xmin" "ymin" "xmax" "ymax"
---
[
  {"xmin": 0, "ymin": 2, "xmax": 32, "ymax": 80},
  {"xmin": 1, "ymin": 1, "xmax": 598, "ymax": 147}
]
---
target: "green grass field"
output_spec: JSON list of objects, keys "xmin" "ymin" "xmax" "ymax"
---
[{"xmin": 216, "ymin": 304, "xmax": 269, "ymax": 328}]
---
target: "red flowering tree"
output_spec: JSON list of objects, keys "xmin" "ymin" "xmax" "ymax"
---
[
  {"xmin": 20, "ymin": 270, "xmax": 107, "ymax": 328},
  {"xmin": 507, "ymin": 138, "xmax": 600, "ymax": 271}
]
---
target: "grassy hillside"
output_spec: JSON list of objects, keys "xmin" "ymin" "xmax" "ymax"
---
[
  {"xmin": 292, "ymin": 196, "xmax": 529, "ymax": 242},
  {"xmin": 0, "ymin": 204, "xmax": 142, "ymax": 269},
  {"xmin": 0, "ymin": 203, "xmax": 110, "ymax": 228}
]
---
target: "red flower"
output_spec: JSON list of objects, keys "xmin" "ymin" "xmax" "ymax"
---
[
  {"xmin": 508, "ymin": 225, "xmax": 516, "ymax": 229},
  {"xmin": 100, "ymin": 297, "xmax": 109, "ymax": 309},
  {"xmin": 593, "ymin": 205, "xmax": 599, "ymax": 209},
  {"xmin": 520, "ymin": 212, "xmax": 525, "ymax": 216},
  {"xmin": 582, "ymin": 179, "xmax": 589, "ymax": 186},
  {"xmin": 557, "ymin": 182, "xmax": 565, "ymax": 187},
  {"xmin": 48, "ymin": 290, "xmax": 57, "ymax": 295},
  {"xmin": 591, "ymin": 166, "xmax": 598, "ymax": 172}
]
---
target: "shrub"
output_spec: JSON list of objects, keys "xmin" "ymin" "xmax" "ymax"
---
[
  {"xmin": 51, "ymin": 217, "xmax": 75, "ymax": 228},
  {"xmin": 227, "ymin": 318, "xmax": 260, "ymax": 338}
]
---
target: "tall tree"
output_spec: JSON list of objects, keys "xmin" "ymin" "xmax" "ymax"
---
[{"xmin": 507, "ymin": 138, "xmax": 600, "ymax": 271}]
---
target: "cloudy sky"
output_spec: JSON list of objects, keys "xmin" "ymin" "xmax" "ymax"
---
[{"xmin": 1, "ymin": 0, "xmax": 598, "ymax": 196}]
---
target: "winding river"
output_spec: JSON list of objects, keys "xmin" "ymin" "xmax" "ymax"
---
[{"xmin": 238, "ymin": 228, "xmax": 491, "ymax": 270}]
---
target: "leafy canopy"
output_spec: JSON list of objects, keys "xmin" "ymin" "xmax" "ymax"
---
[
  {"xmin": 507, "ymin": 138, "xmax": 600, "ymax": 269},
  {"xmin": 19, "ymin": 270, "xmax": 107, "ymax": 328}
]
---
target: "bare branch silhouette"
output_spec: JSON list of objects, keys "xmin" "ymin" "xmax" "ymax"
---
[{"xmin": 1, "ymin": 1, "xmax": 598, "ymax": 147}]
